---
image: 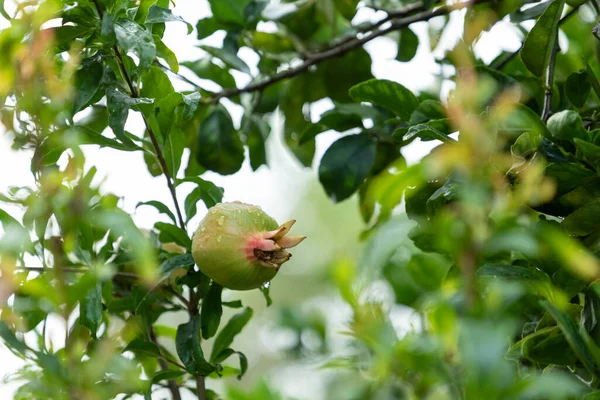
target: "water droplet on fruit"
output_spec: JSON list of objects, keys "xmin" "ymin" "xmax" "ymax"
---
[
  {"xmin": 263, "ymin": 281, "xmax": 270, "ymax": 289},
  {"xmin": 218, "ymin": 216, "xmax": 224, "ymax": 226},
  {"xmin": 217, "ymin": 236, "xmax": 222, "ymax": 243},
  {"xmin": 200, "ymin": 226, "xmax": 205, "ymax": 232},
  {"xmin": 210, "ymin": 209, "xmax": 217, "ymax": 214}
]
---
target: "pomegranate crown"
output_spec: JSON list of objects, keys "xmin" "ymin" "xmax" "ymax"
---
[{"xmin": 250, "ymin": 219, "xmax": 306, "ymax": 270}]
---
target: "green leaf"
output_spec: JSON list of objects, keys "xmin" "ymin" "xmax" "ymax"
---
[
  {"xmin": 136, "ymin": 200, "xmax": 177, "ymax": 224},
  {"xmin": 146, "ymin": 6, "xmax": 193, "ymax": 34},
  {"xmin": 154, "ymin": 222, "xmax": 192, "ymax": 249},
  {"xmin": 512, "ymin": 131, "xmax": 542, "ymax": 158},
  {"xmin": 73, "ymin": 58, "xmax": 104, "ymax": 114},
  {"xmin": 318, "ymin": 133, "xmax": 377, "ymax": 202},
  {"xmin": 160, "ymin": 253, "xmax": 194, "ymax": 276},
  {"xmin": 541, "ymin": 300, "xmax": 596, "ymax": 372},
  {"xmin": 246, "ymin": 116, "xmax": 269, "ymax": 171},
  {"xmin": 520, "ymin": 0, "xmax": 565, "ymax": 78},
  {"xmin": 106, "ymin": 87, "xmax": 153, "ymax": 147},
  {"xmin": 182, "ymin": 59, "xmax": 236, "ymax": 89},
  {"xmin": 319, "ymin": 108, "xmax": 363, "ymax": 132},
  {"xmin": 402, "ymin": 120, "xmax": 452, "ymax": 143},
  {"xmin": 200, "ymin": 45, "xmax": 250, "ymax": 74},
  {"xmin": 575, "ymin": 138, "xmax": 600, "ymax": 165},
  {"xmin": 125, "ymin": 338, "xmax": 164, "ymax": 358},
  {"xmin": 211, "ymin": 307, "xmax": 253, "ymax": 363},
  {"xmin": 407, "ymin": 253, "xmax": 451, "ymax": 291},
  {"xmin": 195, "ymin": 108, "xmax": 244, "ymax": 175},
  {"xmin": 0, "ymin": 0, "xmax": 10, "ymax": 19},
  {"xmin": 179, "ymin": 177, "xmax": 224, "ymax": 222},
  {"xmin": 151, "ymin": 370, "xmax": 186, "ymax": 384},
  {"xmin": 208, "ymin": 0, "xmax": 249, "ymax": 26},
  {"xmin": 211, "ymin": 348, "xmax": 248, "ymax": 379},
  {"xmin": 585, "ymin": 60, "xmax": 600, "ymax": 99},
  {"xmin": 334, "ymin": 0, "xmax": 359, "ymax": 20},
  {"xmin": 396, "ymin": 28, "xmax": 419, "ymax": 62},
  {"xmin": 409, "ymin": 100, "xmax": 445, "ymax": 124},
  {"xmin": 562, "ymin": 200, "xmax": 600, "ymax": 236},
  {"xmin": 565, "ymin": 70, "xmax": 591, "ymax": 108},
  {"xmin": 201, "ymin": 282, "xmax": 223, "ymax": 339},
  {"xmin": 114, "ymin": 18, "xmax": 157, "ymax": 70},
  {"xmin": 547, "ymin": 110, "xmax": 588, "ymax": 142},
  {"xmin": 0, "ymin": 321, "xmax": 29, "ymax": 355},
  {"xmin": 176, "ymin": 315, "xmax": 216, "ymax": 375},
  {"xmin": 155, "ymin": 36, "xmax": 179, "ymax": 73},
  {"xmin": 196, "ymin": 17, "xmax": 223, "ymax": 39},
  {"xmin": 349, "ymin": 79, "xmax": 419, "ymax": 121},
  {"xmin": 477, "ymin": 263, "xmax": 549, "ymax": 281},
  {"xmin": 80, "ymin": 282, "xmax": 102, "ymax": 337}
]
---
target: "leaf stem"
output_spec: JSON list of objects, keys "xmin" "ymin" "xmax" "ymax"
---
[{"xmin": 91, "ymin": 0, "xmax": 186, "ymax": 231}]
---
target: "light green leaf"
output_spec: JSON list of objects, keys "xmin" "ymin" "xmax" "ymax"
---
[
  {"xmin": 114, "ymin": 18, "xmax": 157, "ymax": 70},
  {"xmin": 521, "ymin": 0, "xmax": 565, "ymax": 78}
]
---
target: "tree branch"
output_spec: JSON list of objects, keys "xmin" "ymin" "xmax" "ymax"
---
[
  {"xmin": 149, "ymin": 326, "xmax": 183, "ymax": 400},
  {"xmin": 204, "ymin": 0, "xmax": 488, "ymax": 104},
  {"xmin": 542, "ymin": 36, "xmax": 559, "ymax": 122},
  {"xmin": 19, "ymin": 266, "xmax": 139, "ymax": 279},
  {"xmin": 91, "ymin": 0, "xmax": 186, "ymax": 232}
]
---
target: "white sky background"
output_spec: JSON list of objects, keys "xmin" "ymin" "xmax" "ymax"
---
[{"xmin": 0, "ymin": 1, "xmax": 525, "ymax": 398}]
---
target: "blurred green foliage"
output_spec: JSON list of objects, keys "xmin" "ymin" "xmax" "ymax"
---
[{"xmin": 3, "ymin": 0, "xmax": 600, "ymax": 399}]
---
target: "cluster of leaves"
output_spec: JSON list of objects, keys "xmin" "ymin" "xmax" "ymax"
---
[{"xmin": 4, "ymin": 0, "xmax": 600, "ymax": 399}]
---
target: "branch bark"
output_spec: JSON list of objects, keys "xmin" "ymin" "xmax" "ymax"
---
[
  {"xmin": 542, "ymin": 36, "xmax": 559, "ymax": 123},
  {"xmin": 203, "ymin": 0, "xmax": 488, "ymax": 104}
]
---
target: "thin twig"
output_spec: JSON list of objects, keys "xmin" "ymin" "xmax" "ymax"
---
[
  {"xmin": 149, "ymin": 327, "xmax": 183, "ymax": 400},
  {"xmin": 542, "ymin": 36, "xmax": 559, "ymax": 122},
  {"xmin": 91, "ymin": 0, "xmax": 186, "ymax": 231},
  {"xmin": 196, "ymin": 375, "xmax": 207, "ymax": 400}
]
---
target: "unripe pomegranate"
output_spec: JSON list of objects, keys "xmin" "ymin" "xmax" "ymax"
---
[{"xmin": 191, "ymin": 202, "xmax": 305, "ymax": 290}]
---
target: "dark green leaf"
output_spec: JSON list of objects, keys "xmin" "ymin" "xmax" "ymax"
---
[
  {"xmin": 396, "ymin": 28, "xmax": 419, "ymax": 62},
  {"xmin": 520, "ymin": 0, "xmax": 565, "ymax": 78},
  {"xmin": 211, "ymin": 307, "xmax": 253, "ymax": 363},
  {"xmin": 562, "ymin": 200, "xmax": 600, "ymax": 236},
  {"xmin": 319, "ymin": 108, "xmax": 363, "ymax": 132},
  {"xmin": 151, "ymin": 370, "xmax": 186, "ymax": 384},
  {"xmin": 541, "ymin": 300, "xmax": 596, "ymax": 372},
  {"xmin": 146, "ymin": 6, "xmax": 193, "ymax": 33},
  {"xmin": 298, "ymin": 123, "xmax": 328, "ymax": 145},
  {"xmin": 182, "ymin": 60, "xmax": 236, "ymax": 89},
  {"xmin": 201, "ymin": 282, "xmax": 223, "ymax": 340},
  {"xmin": 246, "ymin": 116, "xmax": 269, "ymax": 171},
  {"xmin": 73, "ymin": 58, "xmax": 104, "ymax": 114},
  {"xmin": 565, "ymin": 70, "xmax": 591, "ymax": 108},
  {"xmin": 114, "ymin": 19, "xmax": 157, "ymax": 70},
  {"xmin": 176, "ymin": 315, "xmax": 216, "ymax": 375},
  {"xmin": 136, "ymin": 200, "xmax": 177, "ymax": 224},
  {"xmin": 199, "ymin": 45, "xmax": 250, "ymax": 74},
  {"xmin": 223, "ymin": 300, "xmax": 244, "ymax": 308},
  {"xmin": 80, "ymin": 283, "xmax": 102, "ymax": 336},
  {"xmin": 409, "ymin": 100, "xmax": 446, "ymax": 124},
  {"xmin": 208, "ymin": 0, "xmax": 249, "ymax": 26},
  {"xmin": 195, "ymin": 108, "xmax": 244, "ymax": 175},
  {"xmin": 349, "ymin": 79, "xmax": 419, "ymax": 121},
  {"xmin": 0, "ymin": 321, "xmax": 29, "ymax": 355},
  {"xmin": 585, "ymin": 60, "xmax": 600, "ymax": 99},
  {"xmin": 106, "ymin": 87, "xmax": 153, "ymax": 147},
  {"xmin": 318, "ymin": 134, "xmax": 377, "ymax": 202},
  {"xmin": 477, "ymin": 263, "xmax": 548, "ymax": 281},
  {"xmin": 196, "ymin": 17, "xmax": 223, "ymax": 39},
  {"xmin": 154, "ymin": 222, "xmax": 192, "ymax": 249}
]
